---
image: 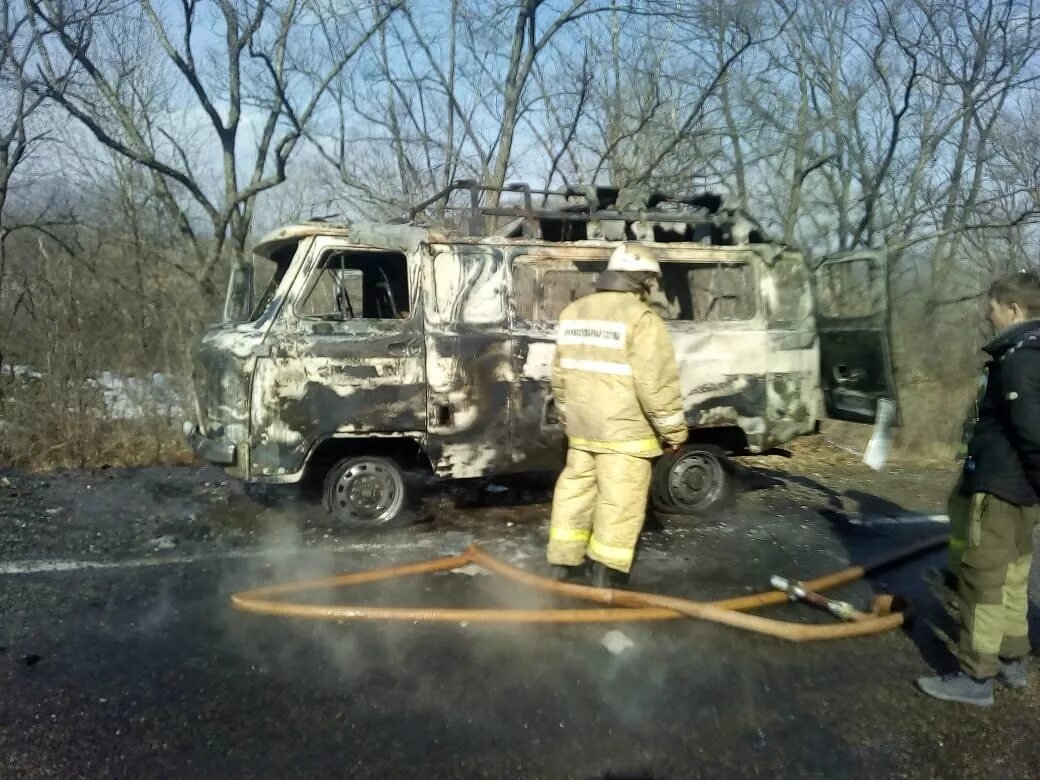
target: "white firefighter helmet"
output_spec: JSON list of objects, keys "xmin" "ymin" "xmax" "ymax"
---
[{"xmin": 606, "ymin": 243, "xmax": 661, "ymax": 275}]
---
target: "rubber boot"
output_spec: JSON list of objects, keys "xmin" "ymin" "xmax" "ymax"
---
[
  {"xmin": 590, "ymin": 562, "xmax": 629, "ymax": 589},
  {"xmin": 997, "ymin": 657, "xmax": 1029, "ymax": 690},
  {"xmin": 916, "ymin": 672, "xmax": 994, "ymax": 706},
  {"xmin": 550, "ymin": 563, "xmax": 585, "ymax": 583}
]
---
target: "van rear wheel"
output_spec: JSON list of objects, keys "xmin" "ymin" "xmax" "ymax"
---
[
  {"xmin": 650, "ymin": 444, "xmax": 735, "ymax": 517},
  {"xmin": 322, "ymin": 456, "xmax": 410, "ymax": 529}
]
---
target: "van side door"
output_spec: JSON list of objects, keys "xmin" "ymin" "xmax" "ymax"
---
[
  {"xmin": 811, "ymin": 250, "xmax": 897, "ymax": 422},
  {"xmin": 509, "ymin": 252, "xmax": 608, "ymax": 471},
  {"xmin": 421, "ymin": 244, "xmax": 514, "ymax": 478}
]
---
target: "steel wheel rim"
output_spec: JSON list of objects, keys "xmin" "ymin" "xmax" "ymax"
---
[
  {"xmin": 332, "ymin": 461, "xmax": 404, "ymax": 525},
  {"xmin": 666, "ymin": 451, "xmax": 725, "ymax": 509}
]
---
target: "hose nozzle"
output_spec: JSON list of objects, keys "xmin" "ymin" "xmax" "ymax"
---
[{"xmin": 770, "ymin": 574, "xmax": 864, "ymax": 622}]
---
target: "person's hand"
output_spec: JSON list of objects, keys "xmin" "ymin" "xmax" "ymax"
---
[{"xmin": 666, "ymin": 443, "xmax": 683, "ymax": 455}]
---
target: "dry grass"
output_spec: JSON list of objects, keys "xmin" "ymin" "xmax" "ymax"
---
[
  {"xmin": 796, "ymin": 374, "xmax": 972, "ymax": 468},
  {"xmin": 0, "ymin": 374, "xmax": 193, "ymax": 471},
  {"xmin": 789, "ymin": 425, "xmax": 953, "ymax": 470},
  {"xmin": 891, "ymin": 370, "xmax": 975, "ymax": 460},
  {"xmin": 0, "ymin": 416, "xmax": 194, "ymax": 471}
]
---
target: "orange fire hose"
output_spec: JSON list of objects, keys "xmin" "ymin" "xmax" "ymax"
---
[
  {"xmin": 231, "ymin": 532, "xmax": 949, "ymax": 641},
  {"xmin": 231, "ymin": 549, "xmax": 677, "ymax": 623}
]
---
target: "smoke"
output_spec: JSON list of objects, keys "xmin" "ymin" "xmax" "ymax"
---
[
  {"xmin": 217, "ymin": 501, "xmax": 540, "ymax": 691},
  {"xmin": 136, "ymin": 578, "xmax": 177, "ymax": 636},
  {"xmin": 220, "ymin": 509, "xmax": 377, "ymax": 688},
  {"xmin": 214, "ymin": 490, "xmax": 693, "ymax": 749}
]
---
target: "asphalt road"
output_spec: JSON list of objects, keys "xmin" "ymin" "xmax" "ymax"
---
[{"xmin": 1, "ymin": 462, "xmax": 1039, "ymax": 779}]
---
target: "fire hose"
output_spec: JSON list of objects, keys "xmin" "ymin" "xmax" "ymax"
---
[{"xmin": 231, "ymin": 533, "xmax": 949, "ymax": 642}]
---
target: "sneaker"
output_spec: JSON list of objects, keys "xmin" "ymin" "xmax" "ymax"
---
[
  {"xmin": 916, "ymin": 672, "xmax": 994, "ymax": 706},
  {"xmin": 997, "ymin": 658, "xmax": 1029, "ymax": 690}
]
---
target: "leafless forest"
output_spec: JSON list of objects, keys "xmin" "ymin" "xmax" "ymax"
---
[{"xmin": 1, "ymin": 0, "xmax": 1038, "ymax": 467}]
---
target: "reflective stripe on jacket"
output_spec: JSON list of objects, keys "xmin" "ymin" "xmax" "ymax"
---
[{"xmin": 550, "ymin": 290, "xmax": 688, "ymax": 457}]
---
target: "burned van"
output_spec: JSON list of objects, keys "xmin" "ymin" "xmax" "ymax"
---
[{"xmin": 184, "ymin": 183, "xmax": 896, "ymax": 527}]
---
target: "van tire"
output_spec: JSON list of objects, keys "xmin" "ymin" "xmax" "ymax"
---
[
  {"xmin": 650, "ymin": 444, "xmax": 735, "ymax": 517},
  {"xmin": 322, "ymin": 456, "xmax": 413, "ymax": 529}
]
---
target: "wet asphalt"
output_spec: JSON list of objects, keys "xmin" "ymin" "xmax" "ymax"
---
[{"xmin": 1, "ymin": 463, "xmax": 1039, "ymax": 779}]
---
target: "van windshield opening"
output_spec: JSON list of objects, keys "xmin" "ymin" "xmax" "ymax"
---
[
  {"xmin": 248, "ymin": 255, "xmax": 288, "ymax": 322},
  {"xmin": 226, "ymin": 239, "xmax": 299, "ymax": 323}
]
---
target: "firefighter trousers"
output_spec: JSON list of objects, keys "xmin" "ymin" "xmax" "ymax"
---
[
  {"xmin": 957, "ymin": 492, "xmax": 1039, "ymax": 678},
  {"xmin": 546, "ymin": 448, "xmax": 652, "ymax": 574}
]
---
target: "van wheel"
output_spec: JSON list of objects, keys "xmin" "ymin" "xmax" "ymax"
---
[
  {"xmin": 322, "ymin": 456, "xmax": 411, "ymax": 529},
  {"xmin": 650, "ymin": 444, "xmax": 735, "ymax": 516}
]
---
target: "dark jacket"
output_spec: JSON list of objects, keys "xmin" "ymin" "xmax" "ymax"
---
[{"xmin": 962, "ymin": 320, "xmax": 1040, "ymax": 506}]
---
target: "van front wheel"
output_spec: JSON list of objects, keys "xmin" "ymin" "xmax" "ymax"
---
[{"xmin": 322, "ymin": 456, "xmax": 410, "ymax": 529}]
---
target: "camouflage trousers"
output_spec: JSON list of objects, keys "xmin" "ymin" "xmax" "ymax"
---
[{"xmin": 956, "ymin": 492, "xmax": 1039, "ymax": 679}]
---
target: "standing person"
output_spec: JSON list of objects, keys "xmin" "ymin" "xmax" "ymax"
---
[
  {"xmin": 918, "ymin": 271, "xmax": 1040, "ymax": 706},
  {"xmin": 927, "ymin": 380, "xmax": 987, "ymax": 599},
  {"xmin": 545, "ymin": 242, "xmax": 688, "ymax": 588}
]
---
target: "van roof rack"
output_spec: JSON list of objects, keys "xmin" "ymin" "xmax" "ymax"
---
[{"xmin": 406, "ymin": 180, "xmax": 763, "ymax": 245}]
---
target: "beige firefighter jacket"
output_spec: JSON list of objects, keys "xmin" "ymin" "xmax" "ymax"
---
[{"xmin": 550, "ymin": 290, "xmax": 688, "ymax": 457}]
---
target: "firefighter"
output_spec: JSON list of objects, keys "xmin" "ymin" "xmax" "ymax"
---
[
  {"xmin": 545, "ymin": 242, "xmax": 689, "ymax": 588},
  {"xmin": 918, "ymin": 271, "xmax": 1040, "ymax": 706}
]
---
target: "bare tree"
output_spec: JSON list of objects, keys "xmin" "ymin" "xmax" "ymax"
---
[
  {"xmin": 0, "ymin": 2, "xmax": 70, "ymax": 377},
  {"xmin": 515, "ymin": 0, "xmax": 785, "ymax": 195},
  {"xmin": 314, "ymin": 0, "xmax": 754, "ymax": 215},
  {"xmin": 27, "ymin": 0, "xmax": 398, "ymax": 293},
  {"xmin": 909, "ymin": 0, "xmax": 1040, "ymax": 315}
]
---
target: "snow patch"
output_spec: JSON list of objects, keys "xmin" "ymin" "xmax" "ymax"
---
[
  {"xmin": 601, "ymin": 630, "xmax": 636, "ymax": 655},
  {"xmin": 92, "ymin": 371, "xmax": 185, "ymax": 420},
  {"xmin": 4, "ymin": 365, "xmax": 185, "ymax": 420},
  {"xmin": 451, "ymin": 563, "xmax": 490, "ymax": 577}
]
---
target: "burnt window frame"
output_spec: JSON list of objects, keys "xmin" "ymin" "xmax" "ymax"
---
[
  {"xmin": 813, "ymin": 255, "xmax": 884, "ymax": 320},
  {"xmin": 680, "ymin": 261, "xmax": 758, "ymax": 322},
  {"xmin": 510, "ymin": 255, "xmax": 759, "ymax": 324},
  {"xmin": 292, "ymin": 246, "xmax": 413, "ymax": 323},
  {"xmin": 425, "ymin": 246, "xmax": 509, "ymax": 327},
  {"xmin": 512, "ymin": 260, "xmax": 607, "ymax": 322}
]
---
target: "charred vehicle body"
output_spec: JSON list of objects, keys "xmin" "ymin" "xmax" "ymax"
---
[{"xmin": 185, "ymin": 182, "xmax": 896, "ymax": 527}]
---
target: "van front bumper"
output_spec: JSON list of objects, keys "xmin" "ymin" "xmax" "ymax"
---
[{"xmin": 182, "ymin": 421, "xmax": 236, "ymax": 466}]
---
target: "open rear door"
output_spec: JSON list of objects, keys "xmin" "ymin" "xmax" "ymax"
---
[{"xmin": 812, "ymin": 250, "xmax": 897, "ymax": 423}]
